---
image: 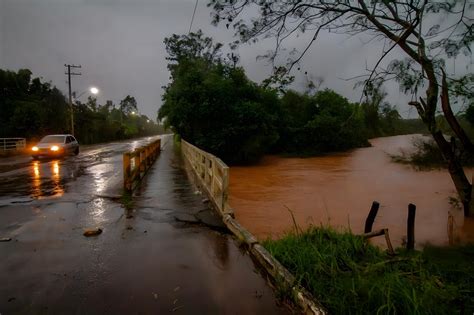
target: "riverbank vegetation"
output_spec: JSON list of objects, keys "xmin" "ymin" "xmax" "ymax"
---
[
  {"xmin": 0, "ymin": 68, "xmax": 164, "ymax": 144},
  {"xmin": 263, "ymin": 227, "xmax": 474, "ymax": 314},
  {"xmin": 392, "ymin": 118, "xmax": 474, "ymax": 169},
  {"xmin": 159, "ymin": 31, "xmax": 423, "ymax": 164},
  {"xmin": 209, "ymin": 1, "xmax": 474, "ymax": 213}
]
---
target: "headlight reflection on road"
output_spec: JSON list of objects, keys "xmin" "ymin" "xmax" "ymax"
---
[
  {"xmin": 30, "ymin": 160, "xmax": 64, "ymax": 198},
  {"xmin": 31, "ymin": 161, "xmax": 41, "ymax": 198},
  {"xmin": 51, "ymin": 160, "xmax": 64, "ymax": 197},
  {"xmin": 33, "ymin": 161, "xmax": 40, "ymax": 177}
]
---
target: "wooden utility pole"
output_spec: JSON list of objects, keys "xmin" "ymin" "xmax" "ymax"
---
[{"xmin": 65, "ymin": 64, "xmax": 81, "ymax": 135}]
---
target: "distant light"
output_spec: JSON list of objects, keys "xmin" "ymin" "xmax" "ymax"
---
[
  {"xmin": 131, "ymin": 111, "xmax": 136, "ymax": 115},
  {"xmin": 90, "ymin": 87, "xmax": 99, "ymax": 95},
  {"xmin": 147, "ymin": 119, "xmax": 150, "ymax": 123}
]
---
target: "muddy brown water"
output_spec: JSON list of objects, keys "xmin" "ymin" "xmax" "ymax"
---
[{"xmin": 229, "ymin": 135, "xmax": 474, "ymax": 248}]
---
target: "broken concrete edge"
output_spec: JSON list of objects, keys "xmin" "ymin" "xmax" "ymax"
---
[
  {"xmin": 180, "ymin": 143, "xmax": 326, "ymax": 314},
  {"xmin": 222, "ymin": 214, "xmax": 327, "ymax": 315}
]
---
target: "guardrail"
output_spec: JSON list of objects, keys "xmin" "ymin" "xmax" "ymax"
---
[
  {"xmin": 123, "ymin": 138, "xmax": 161, "ymax": 192},
  {"xmin": 181, "ymin": 140, "xmax": 233, "ymax": 217},
  {"xmin": 0, "ymin": 138, "xmax": 26, "ymax": 152},
  {"xmin": 180, "ymin": 139, "xmax": 324, "ymax": 314}
]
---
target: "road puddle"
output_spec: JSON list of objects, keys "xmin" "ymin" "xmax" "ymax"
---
[{"xmin": 229, "ymin": 135, "xmax": 474, "ymax": 248}]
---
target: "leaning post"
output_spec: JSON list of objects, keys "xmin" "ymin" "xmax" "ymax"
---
[
  {"xmin": 364, "ymin": 201, "xmax": 380, "ymax": 233},
  {"xmin": 407, "ymin": 203, "xmax": 416, "ymax": 250}
]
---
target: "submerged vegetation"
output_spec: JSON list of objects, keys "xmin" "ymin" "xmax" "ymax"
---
[
  {"xmin": 263, "ymin": 227, "xmax": 474, "ymax": 314},
  {"xmin": 392, "ymin": 118, "xmax": 474, "ymax": 169},
  {"xmin": 392, "ymin": 137, "xmax": 474, "ymax": 170}
]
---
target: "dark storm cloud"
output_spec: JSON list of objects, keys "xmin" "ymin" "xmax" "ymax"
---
[{"xmin": 1, "ymin": 0, "xmax": 471, "ymax": 120}]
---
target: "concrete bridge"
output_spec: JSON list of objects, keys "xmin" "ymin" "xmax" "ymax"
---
[{"xmin": 0, "ymin": 135, "xmax": 288, "ymax": 314}]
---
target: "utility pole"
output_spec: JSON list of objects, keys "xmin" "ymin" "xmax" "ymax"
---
[{"xmin": 65, "ymin": 64, "xmax": 81, "ymax": 135}]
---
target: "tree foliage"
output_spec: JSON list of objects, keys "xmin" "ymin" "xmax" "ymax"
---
[
  {"xmin": 160, "ymin": 32, "xmax": 411, "ymax": 163},
  {"xmin": 159, "ymin": 32, "xmax": 280, "ymax": 164},
  {"xmin": 0, "ymin": 68, "xmax": 163, "ymax": 143},
  {"xmin": 209, "ymin": 0, "xmax": 474, "ymax": 215},
  {"xmin": 277, "ymin": 89, "xmax": 368, "ymax": 155}
]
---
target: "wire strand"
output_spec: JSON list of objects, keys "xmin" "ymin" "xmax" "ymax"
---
[{"xmin": 188, "ymin": 0, "xmax": 199, "ymax": 34}]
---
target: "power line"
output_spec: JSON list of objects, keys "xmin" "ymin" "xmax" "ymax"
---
[{"xmin": 188, "ymin": 0, "xmax": 199, "ymax": 34}]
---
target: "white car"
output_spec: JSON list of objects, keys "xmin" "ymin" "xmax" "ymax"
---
[{"xmin": 31, "ymin": 134, "xmax": 80, "ymax": 159}]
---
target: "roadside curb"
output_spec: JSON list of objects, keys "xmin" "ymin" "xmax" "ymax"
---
[{"xmin": 223, "ymin": 214, "xmax": 326, "ymax": 315}]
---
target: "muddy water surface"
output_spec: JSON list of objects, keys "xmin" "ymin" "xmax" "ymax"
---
[{"xmin": 229, "ymin": 135, "xmax": 474, "ymax": 248}]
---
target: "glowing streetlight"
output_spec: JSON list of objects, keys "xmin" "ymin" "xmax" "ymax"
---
[{"xmin": 74, "ymin": 86, "xmax": 100, "ymax": 100}]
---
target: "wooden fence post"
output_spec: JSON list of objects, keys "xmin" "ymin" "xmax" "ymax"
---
[
  {"xmin": 364, "ymin": 201, "xmax": 380, "ymax": 233},
  {"xmin": 407, "ymin": 203, "xmax": 416, "ymax": 250}
]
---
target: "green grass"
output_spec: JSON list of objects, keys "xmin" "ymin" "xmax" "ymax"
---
[
  {"xmin": 263, "ymin": 226, "xmax": 474, "ymax": 314},
  {"xmin": 120, "ymin": 192, "xmax": 134, "ymax": 210}
]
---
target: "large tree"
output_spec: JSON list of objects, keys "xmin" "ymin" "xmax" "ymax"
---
[
  {"xmin": 159, "ymin": 32, "xmax": 281, "ymax": 164},
  {"xmin": 209, "ymin": 0, "xmax": 474, "ymax": 216},
  {"xmin": 119, "ymin": 95, "xmax": 138, "ymax": 115}
]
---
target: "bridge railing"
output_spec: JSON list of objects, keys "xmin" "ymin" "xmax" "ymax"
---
[
  {"xmin": 181, "ymin": 140, "xmax": 233, "ymax": 217},
  {"xmin": 180, "ymin": 139, "xmax": 323, "ymax": 314},
  {"xmin": 123, "ymin": 138, "xmax": 161, "ymax": 192},
  {"xmin": 0, "ymin": 138, "xmax": 26, "ymax": 152}
]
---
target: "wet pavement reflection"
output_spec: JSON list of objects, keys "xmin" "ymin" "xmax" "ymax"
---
[
  {"xmin": 0, "ymin": 135, "xmax": 288, "ymax": 314},
  {"xmin": 0, "ymin": 137, "xmax": 158, "ymax": 203}
]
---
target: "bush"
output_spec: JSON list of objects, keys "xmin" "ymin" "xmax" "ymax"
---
[
  {"xmin": 392, "ymin": 137, "xmax": 474, "ymax": 169},
  {"xmin": 275, "ymin": 89, "xmax": 369, "ymax": 155}
]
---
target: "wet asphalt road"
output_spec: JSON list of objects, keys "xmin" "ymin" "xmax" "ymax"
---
[{"xmin": 0, "ymin": 135, "xmax": 288, "ymax": 314}]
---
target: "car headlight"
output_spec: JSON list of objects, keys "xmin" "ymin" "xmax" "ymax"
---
[
  {"xmin": 50, "ymin": 145, "xmax": 60, "ymax": 151},
  {"xmin": 32, "ymin": 146, "xmax": 39, "ymax": 152}
]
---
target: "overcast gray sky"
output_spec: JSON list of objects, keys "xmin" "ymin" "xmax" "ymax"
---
[{"xmin": 1, "ymin": 0, "xmax": 471, "ymax": 120}]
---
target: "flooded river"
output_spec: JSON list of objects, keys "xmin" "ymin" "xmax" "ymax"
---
[{"xmin": 229, "ymin": 135, "xmax": 474, "ymax": 248}]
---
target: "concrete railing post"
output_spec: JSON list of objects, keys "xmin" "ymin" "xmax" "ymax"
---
[{"xmin": 123, "ymin": 153, "xmax": 131, "ymax": 192}]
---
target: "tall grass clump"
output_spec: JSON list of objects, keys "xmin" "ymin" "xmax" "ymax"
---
[{"xmin": 263, "ymin": 226, "xmax": 473, "ymax": 314}]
